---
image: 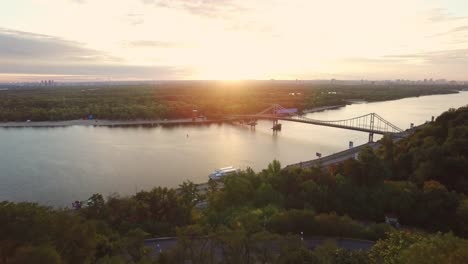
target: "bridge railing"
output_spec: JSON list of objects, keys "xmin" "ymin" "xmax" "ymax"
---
[{"xmin": 233, "ymin": 104, "xmax": 404, "ymax": 135}]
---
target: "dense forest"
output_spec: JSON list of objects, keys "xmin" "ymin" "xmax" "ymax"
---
[
  {"xmin": 0, "ymin": 82, "xmax": 462, "ymax": 121},
  {"xmin": 1, "ymin": 106, "xmax": 467, "ymax": 263}
]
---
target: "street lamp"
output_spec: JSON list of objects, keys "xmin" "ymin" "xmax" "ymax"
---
[
  {"xmin": 156, "ymin": 243, "xmax": 161, "ymax": 253},
  {"xmin": 300, "ymin": 231, "xmax": 304, "ymax": 241}
]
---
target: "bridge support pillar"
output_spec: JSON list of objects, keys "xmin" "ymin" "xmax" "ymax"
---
[
  {"xmin": 368, "ymin": 133, "xmax": 374, "ymax": 142},
  {"xmin": 248, "ymin": 119, "xmax": 257, "ymax": 129},
  {"xmin": 272, "ymin": 119, "xmax": 282, "ymax": 131}
]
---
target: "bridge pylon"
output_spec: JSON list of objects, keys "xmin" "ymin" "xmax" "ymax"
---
[
  {"xmin": 368, "ymin": 113, "xmax": 375, "ymax": 142},
  {"xmin": 232, "ymin": 104, "xmax": 404, "ymax": 136}
]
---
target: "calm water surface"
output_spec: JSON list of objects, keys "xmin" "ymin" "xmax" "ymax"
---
[{"xmin": 1, "ymin": 92, "xmax": 467, "ymax": 206}]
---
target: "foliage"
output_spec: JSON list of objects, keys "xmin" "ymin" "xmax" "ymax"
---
[
  {"xmin": 1, "ymin": 105, "xmax": 468, "ymax": 262},
  {"xmin": 370, "ymin": 231, "xmax": 468, "ymax": 264},
  {"xmin": 0, "ymin": 202, "xmax": 97, "ymax": 264},
  {"xmin": 389, "ymin": 106, "xmax": 468, "ymax": 193},
  {"xmin": 0, "ymin": 83, "xmax": 459, "ymax": 121}
]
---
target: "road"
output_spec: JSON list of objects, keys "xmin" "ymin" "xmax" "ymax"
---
[
  {"xmin": 144, "ymin": 236, "xmax": 375, "ymax": 256},
  {"xmin": 285, "ymin": 127, "xmax": 418, "ymax": 169},
  {"xmin": 285, "ymin": 141, "xmax": 381, "ymax": 169}
]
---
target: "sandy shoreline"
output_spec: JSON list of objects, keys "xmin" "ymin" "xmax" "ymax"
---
[
  {"xmin": 0, "ymin": 118, "xmax": 227, "ymax": 128},
  {"xmin": 0, "ymin": 105, "xmax": 348, "ymax": 128},
  {"xmin": 301, "ymin": 104, "xmax": 346, "ymax": 114}
]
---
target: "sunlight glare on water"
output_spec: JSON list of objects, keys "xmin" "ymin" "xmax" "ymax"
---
[{"xmin": 0, "ymin": 92, "xmax": 466, "ymax": 206}]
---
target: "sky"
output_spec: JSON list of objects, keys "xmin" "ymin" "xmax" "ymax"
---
[{"xmin": 0, "ymin": 0, "xmax": 468, "ymax": 81}]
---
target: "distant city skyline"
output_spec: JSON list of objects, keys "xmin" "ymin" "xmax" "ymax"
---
[{"xmin": 1, "ymin": 0, "xmax": 468, "ymax": 81}]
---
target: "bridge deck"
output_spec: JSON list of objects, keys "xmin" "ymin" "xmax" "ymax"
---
[
  {"xmin": 285, "ymin": 142, "xmax": 380, "ymax": 169},
  {"xmin": 230, "ymin": 115, "xmax": 403, "ymax": 135}
]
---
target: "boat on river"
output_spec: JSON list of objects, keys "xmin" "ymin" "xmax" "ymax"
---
[{"xmin": 208, "ymin": 166, "xmax": 239, "ymax": 180}]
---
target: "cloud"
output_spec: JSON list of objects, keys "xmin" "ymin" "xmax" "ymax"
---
[
  {"xmin": 0, "ymin": 63, "xmax": 189, "ymax": 78},
  {"xmin": 126, "ymin": 40, "xmax": 188, "ymax": 48},
  {"xmin": 126, "ymin": 13, "xmax": 145, "ymax": 26},
  {"xmin": 451, "ymin": 25, "xmax": 468, "ymax": 33},
  {"xmin": 0, "ymin": 28, "xmax": 116, "ymax": 62},
  {"xmin": 384, "ymin": 49, "xmax": 468, "ymax": 65},
  {"xmin": 345, "ymin": 49, "xmax": 468, "ymax": 66},
  {"xmin": 427, "ymin": 8, "xmax": 466, "ymax": 22},
  {"xmin": 339, "ymin": 48, "xmax": 468, "ymax": 80},
  {"xmin": 431, "ymin": 25, "xmax": 468, "ymax": 38},
  {"xmin": 141, "ymin": 0, "xmax": 243, "ymax": 17},
  {"xmin": 0, "ymin": 28, "xmax": 190, "ymax": 79}
]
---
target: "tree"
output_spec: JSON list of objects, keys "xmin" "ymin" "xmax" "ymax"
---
[
  {"xmin": 250, "ymin": 231, "xmax": 282, "ymax": 264},
  {"xmin": 95, "ymin": 255, "xmax": 126, "ymax": 264},
  {"xmin": 215, "ymin": 227, "xmax": 249, "ymax": 264},
  {"xmin": 379, "ymin": 135, "xmax": 395, "ymax": 178},
  {"xmin": 343, "ymin": 158, "xmax": 361, "ymax": 185},
  {"xmin": 11, "ymin": 245, "xmax": 61, "ymax": 264},
  {"xmin": 456, "ymin": 199, "xmax": 468, "ymax": 236},
  {"xmin": 222, "ymin": 173, "xmax": 254, "ymax": 208},
  {"xmin": 277, "ymin": 235, "xmax": 316, "ymax": 264},
  {"xmin": 357, "ymin": 146, "xmax": 385, "ymax": 186},
  {"xmin": 171, "ymin": 225, "xmax": 214, "ymax": 264},
  {"xmin": 118, "ymin": 228, "xmax": 150, "ymax": 262},
  {"xmin": 301, "ymin": 180, "xmax": 328, "ymax": 212},
  {"xmin": 369, "ymin": 231, "xmax": 423, "ymax": 264},
  {"xmin": 178, "ymin": 181, "xmax": 199, "ymax": 208},
  {"xmin": 254, "ymin": 183, "xmax": 284, "ymax": 207},
  {"xmin": 313, "ymin": 239, "xmax": 337, "ymax": 264},
  {"xmin": 401, "ymin": 233, "xmax": 468, "ymax": 264},
  {"xmin": 178, "ymin": 181, "xmax": 200, "ymax": 224},
  {"xmin": 420, "ymin": 180, "xmax": 458, "ymax": 231},
  {"xmin": 266, "ymin": 160, "xmax": 281, "ymax": 178},
  {"xmin": 84, "ymin": 193, "xmax": 106, "ymax": 219},
  {"xmin": 269, "ymin": 209, "xmax": 316, "ymax": 235}
]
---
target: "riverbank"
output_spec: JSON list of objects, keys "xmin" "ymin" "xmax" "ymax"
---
[
  {"xmin": 0, "ymin": 105, "xmax": 350, "ymax": 128},
  {"xmin": 0, "ymin": 118, "xmax": 229, "ymax": 128},
  {"xmin": 0, "ymin": 83, "xmax": 462, "ymax": 124},
  {"xmin": 301, "ymin": 104, "xmax": 346, "ymax": 113},
  {"xmin": 2, "ymin": 92, "xmax": 467, "ymax": 206}
]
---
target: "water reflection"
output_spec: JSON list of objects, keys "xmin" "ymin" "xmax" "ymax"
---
[{"xmin": 0, "ymin": 92, "xmax": 466, "ymax": 206}]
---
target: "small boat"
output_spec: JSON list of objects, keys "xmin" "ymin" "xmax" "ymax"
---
[{"xmin": 209, "ymin": 166, "xmax": 239, "ymax": 180}]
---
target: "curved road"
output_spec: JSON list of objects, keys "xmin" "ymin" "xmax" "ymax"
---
[{"xmin": 144, "ymin": 236, "xmax": 375, "ymax": 255}]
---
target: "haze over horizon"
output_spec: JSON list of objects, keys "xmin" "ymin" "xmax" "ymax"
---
[{"xmin": 1, "ymin": 0, "xmax": 468, "ymax": 82}]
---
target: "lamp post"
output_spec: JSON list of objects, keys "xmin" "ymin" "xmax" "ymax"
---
[
  {"xmin": 156, "ymin": 243, "xmax": 161, "ymax": 253},
  {"xmin": 300, "ymin": 231, "xmax": 304, "ymax": 241}
]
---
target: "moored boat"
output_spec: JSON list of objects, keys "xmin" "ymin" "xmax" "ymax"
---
[{"xmin": 208, "ymin": 166, "xmax": 239, "ymax": 180}]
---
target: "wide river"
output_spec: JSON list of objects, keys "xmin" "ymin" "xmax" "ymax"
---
[{"xmin": 1, "ymin": 92, "xmax": 467, "ymax": 206}]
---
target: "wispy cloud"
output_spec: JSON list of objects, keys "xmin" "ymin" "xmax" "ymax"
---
[
  {"xmin": 0, "ymin": 28, "xmax": 190, "ymax": 78},
  {"xmin": 427, "ymin": 8, "xmax": 467, "ymax": 22},
  {"xmin": 431, "ymin": 25, "xmax": 468, "ymax": 37},
  {"xmin": 385, "ymin": 49, "xmax": 468, "ymax": 64},
  {"xmin": 126, "ymin": 13, "xmax": 145, "ymax": 26},
  {"xmin": 126, "ymin": 40, "xmax": 189, "ymax": 48},
  {"xmin": 0, "ymin": 63, "xmax": 189, "ymax": 78},
  {"xmin": 141, "ymin": 0, "xmax": 243, "ymax": 17},
  {"xmin": 0, "ymin": 28, "xmax": 116, "ymax": 62}
]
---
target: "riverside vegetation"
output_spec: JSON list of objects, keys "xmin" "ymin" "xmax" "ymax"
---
[
  {"xmin": 1, "ymin": 106, "xmax": 468, "ymax": 263},
  {"xmin": 0, "ymin": 82, "xmax": 462, "ymax": 121}
]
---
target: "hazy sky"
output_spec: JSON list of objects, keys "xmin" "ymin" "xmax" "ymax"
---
[{"xmin": 1, "ymin": 0, "xmax": 468, "ymax": 81}]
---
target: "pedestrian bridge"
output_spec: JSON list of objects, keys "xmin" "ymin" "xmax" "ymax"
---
[{"xmin": 229, "ymin": 104, "xmax": 404, "ymax": 142}]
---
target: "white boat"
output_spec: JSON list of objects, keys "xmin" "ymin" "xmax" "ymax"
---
[{"xmin": 209, "ymin": 166, "xmax": 239, "ymax": 180}]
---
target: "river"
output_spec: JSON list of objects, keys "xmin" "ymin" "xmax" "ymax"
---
[{"xmin": 0, "ymin": 91, "xmax": 467, "ymax": 206}]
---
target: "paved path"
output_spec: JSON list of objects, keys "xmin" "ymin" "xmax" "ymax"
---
[
  {"xmin": 285, "ymin": 127, "xmax": 418, "ymax": 169},
  {"xmin": 285, "ymin": 141, "xmax": 381, "ymax": 169},
  {"xmin": 144, "ymin": 236, "xmax": 375, "ymax": 256}
]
